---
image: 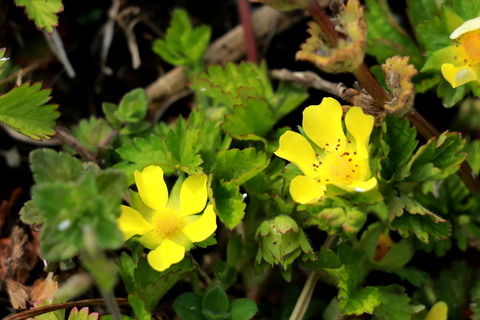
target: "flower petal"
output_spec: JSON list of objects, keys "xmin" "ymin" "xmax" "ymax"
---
[
  {"xmin": 450, "ymin": 17, "xmax": 480, "ymax": 39},
  {"xmin": 290, "ymin": 175, "xmax": 326, "ymax": 204},
  {"xmin": 275, "ymin": 131, "xmax": 318, "ymax": 177},
  {"xmin": 180, "ymin": 174, "xmax": 208, "ymax": 216},
  {"xmin": 137, "ymin": 230, "xmax": 164, "ymax": 250},
  {"xmin": 147, "ymin": 238, "xmax": 185, "ymax": 272},
  {"xmin": 441, "ymin": 63, "xmax": 477, "ymax": 88},
  {"xmin": 182, "ymin": 205, "xmax": 217, "ymax": 243},
  {"xmin": 118, "ymin": 205, "xmax": 153, "ymax": 240},
  {"xmin": 135, "ymin": 166, "xmax": 169, "ymax": 210},
  {"xmin": 303, "ymin": 97, "xmax": 346, "ymax": 153},
  {"xmin": 346, "ymin": 177, "xmax": 377, "ymax": 193},
  {"xmin": 345, "ymin": 107, "xmax": 374, "ymax": 159},
  {"xmin": 425, "ymin": 301, "xmax": 448, "ymax": 320}
]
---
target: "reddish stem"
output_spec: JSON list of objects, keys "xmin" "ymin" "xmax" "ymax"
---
[{"xmin": 237, "ymin": 0, "xmax": 258, "ymax": 63}]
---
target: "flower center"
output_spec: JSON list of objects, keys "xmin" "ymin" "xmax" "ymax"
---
[
  {"xmin": 314, "ymin": 151, "xmax": 360, "ymax": 186},
  {"xmin": 152, "ymin": 208, "xmax": 183, "ymax": 235},
  {"xmin": 459, "ymin": 30, "xmax": 480, "ymax": 64}
]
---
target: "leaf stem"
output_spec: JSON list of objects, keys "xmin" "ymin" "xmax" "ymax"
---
[
  {"xmin": 236, "ymin": 0, "xmax": 258, "ymax": 63},
  {"xmin": 289, "ymin": 234, "xmax": 336, "ymax": 320}
]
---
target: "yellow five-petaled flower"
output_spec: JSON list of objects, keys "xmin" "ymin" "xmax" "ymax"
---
[
  {"xmin": 440, "ymin": 17, "xmax": 480, "ymax": 88},
  {"xmin": 118, "ymin": 166, "xmax": 217, "ymax": 271},
  {"xmin": 275, "ymin": 97, "xmax": 377, "ymax": 204}
]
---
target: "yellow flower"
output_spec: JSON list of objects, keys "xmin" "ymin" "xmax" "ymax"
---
[
  {"xmin": 440, "ymin": 17, "xmax": 480, "ymax": 88},
  {"xmin": 275, "ymin": 97, "xmax": 377, "ymax": 204},
  {"xmin": 424, "ymin": 301, "xmax": 448, "ymax": 320},
  {"xmin": 118, "ymin": 166, "xmax": 217, "ymax": 271}
]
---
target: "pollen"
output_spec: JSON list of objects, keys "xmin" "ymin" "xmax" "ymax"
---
[
  {"xmin": 152, "ymin": 209, "xmax": 183, "ymax": 235},
  {"xmin": 459, "ymin": 29, "xmax": 480, "ymax": 64}
]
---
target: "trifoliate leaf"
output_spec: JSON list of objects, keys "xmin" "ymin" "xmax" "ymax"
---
[
  {"xmin": 215, "ymin": 148, "xmax": 269, "ymax": 185},
  {"xmin": 337, "ymin": 264, "xmax": 381, "ymax": 316},
  {"xmin": 365, "ymin": 0, "xmax": 423, "ymax": 68},
  {"xmin": 0, "ymin": 82, "xmax": 59, "ymax": 140},
  {"xmin": 70, "ymin": 117, "xmax": 114, "ymax": 152},
  {"xmin": 30, "ymin": 148, "xmax": 83, "ymax": 184},
  {"xmin": 407, "ymin": 131, "xmax": 466, "ymax": 181},
  {"xmin": 381, "ymin": 115, "xmax": 418, "ymax": 181},
  {"xmin": 209, "ymin": 179, "xmax": 246, "ymax": 229},
  {"xmin": 15, "ymin": 0, "xmax": 63, "ymax": 33},
  {"xmin": 130, "ymin": 257, "xmax": 196, "ymax": 312},
  {"xmin": 230, "ymin": 299, "xmax": 258, "ymax": 320},
  {"xmin": 372, "ymin": 285, "xmax": 413, "ymax": 320},
  {"xmin": 202, "ymin": 286, "xmax": 230, "ymax": 319},
  {"xmin": 222, "ymin": 98, "xmax": 275, "ymax": 140},
  {"xmin": 152, "ymin": 9, "xmax": 211, "ymax": 69}
]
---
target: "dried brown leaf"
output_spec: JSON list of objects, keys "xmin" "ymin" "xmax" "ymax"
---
[
  {"xmin": 32, "ymin": 272, "xmax": 58, "ymax": 305},
  {"xmin": 6, "ymin": 278, "xmax": 30, "ymax": 310}
]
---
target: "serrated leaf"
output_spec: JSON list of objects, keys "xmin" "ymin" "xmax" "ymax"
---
[
  {"xmin": 416, "ymin": 15, "xmax": 451, "ymax": 53},
  {"xmin": 437, "ymin": 80, "xmax": 468, "ymax": 107},
  {"xmin": 391, "ymin": 213, "xmax": 451, "ymax": 243},
  {"xmin": 132, "ymin": 257, "xmax": 196, "ymax": 312},
  {"xmin": 70, "ymin": 117, "xmax": 114, "ymax": 152},
  {"xmin": 381, "ymin": 115, "xmax": 418, "ymax": 181},
  {"xmin": 268, "ymin": 81, "xmax": 308, "ymax": 120},
  {"xmin": 115, "ymin": 88, "xmax": 147, "ymax": 124},
  {"xmin": 202, "ymin": 286, "xmax": 229, "ymax": 318},
  {"xmin": 15, "ymin": 0, "xmax": 63, "ymax": 33},
  {"xmin": 209, "ymin": 179, "xmax": 246, "ymax": 229},
  {"xmin": 152, "ymin": 9, "xmax": 210, "ymax": 69},
  {"xmin": 19, "ymin": 199, "xmax": 44, "ymax": 225},
  {"xmin": 173, "ymin": 292, "xmax": 204, "ymax": 320},
  {"xmin": 215, "ymin": 148, "xmax": 269, "ymax": 185},
  {"xmin": 407, "ymin": 131, "xmax": 466, "ymax": 181},
  {"xmin": 0, "ymin": 82, "xmax": 59, "ymax": 140},
  {"xmin": 222, "ymin": 98, "xmax": 275, "ymax": 140},
  {"xmin": 230, "ymin": 298, "xmax": 258, "ymax": 320},
  {"xmin": 365, "ymin": 0, "xmax": 423, "ymax": 68},
  {"xmin": 30, "ymin": 149, "xmax": 83, "ymax": 184},
  {"xmin": 337, "ymin": 264, "xmax": 381, "ymax": 316},
  {"xmin": 372, "ymin": 285, "xmax": 413, "ymax": 320},
  {"xmin": 127, "ymin": 295, "xmax": 152, "ymax": 320},
  {"xmin": 67, "ymin": 307, "xmax": 99, "ymax": 320}
]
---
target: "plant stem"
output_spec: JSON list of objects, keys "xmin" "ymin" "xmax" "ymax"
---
[
  {"xmin": 237, "ymin": 0, "xmax": 258, "ymax": 63},
  {"xmin": 289, "ymin": 234, "xmax": 336, "ymax": 320}
]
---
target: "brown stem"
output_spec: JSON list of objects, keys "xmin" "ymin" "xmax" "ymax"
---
[
  {"xmin": 353, "ymin": 63, "xmax": 390, "ymax": 107},
  {"xmin": 55, "ymin": 125, "xmax": 97, "ymax": 162},
  {"xmin": 408, "ymin": 111, "xmax": 480, "ymax": 194},
  {"xmin": 3, "ymin": 298, "xmax": 130, "ymax": 320},
  {"xmin": 307, "ymin": 0, "xmax": 338, "ymax": 46},
  {"xmin": 236, "ymin": 0, "xmax": 258, "ymax": 63}
]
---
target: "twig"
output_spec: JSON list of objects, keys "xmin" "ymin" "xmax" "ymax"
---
[
  {"xmin": 100, "ymin": 0, "xmax": 121, "ymax": 75},
  {"xmin": 54, "ymin": 125, "xmax": 97, "ymax": 162},
  {"xmin": 3, "ymin": 298, "xmax": 129, "ymax": 320},
  {"xmin": 116, "ymin": 6, "xmax": 142, "ymax": 69},
  {"xmin": 0, "ymin": 61, "xmax": 42, "ymax": 86},
  {"xmin": 271, "ymin": 68, "xmax": 348, "ymax": 99},
  {"xmin": 236, "ymin": 0, "xmax": 258, "ymax": 63},
  {"xmin": 43, "ymin": 28, "xmax": 76, "ymax": 78}
]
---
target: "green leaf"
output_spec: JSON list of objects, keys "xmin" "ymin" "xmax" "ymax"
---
[
  {"xmin": 391, "ymin": 213, "xmax": 451, "ymax": 243},
  {"xmin": 372, "ymin": 285, "xmax": 413, "ymax": 320},
  {"xmin": 268, "ymin": 81, "xmax": 308, "ymax": 121},
  {"xmin": 19, "ymin": 199, "xmax": 44, "ymax": 225},
  {"xmin": 67, "ymin": 307, "xmax": 99, "ymax": 320},
  {"xmin": 394, "ymin": 267, "xmax": 429, "ymax": 287},
  {"xmin": 173, "ymin": 292, "xmax": 205, "ymax": 320},
  {"xmin": 209, "ymin": 179, "xmax": 246, "ymax": 230},
  {"xmin": 434, "ymin": 260, "xmax": 471, "ymax": 319},
  {"xmin": 406, "ymin": 0, "xmax": 440, "ymax": 27},
  {"xmin": 230, "ymin": 298, "xmax": 258, "ymax": 320},
  {"xmin": 115, "ymin": 88, "xmax": 147, "ymax": 124},
  {"xmin": 152, "ymin": 9, "xmax": 211, "ymax": 69},
  {"xmin": 127, "ymin": 295, "xmax": 152, "ymax": 320},
  {"xmin": 70, "ymin": 117, "xmax": 114, "ymax": 152},
  {"xmin": 222, "ymin": 98, "xmax": 275, "ymax": 140},
  {"xmin": 381, "ymin": 115, "xmax": 418, "ymax": 182},
  {"xmin": 303, "ymin": 247, "xmax": 342, "ymax": 269},
  {"xmin": 30, "ymin": 148, "xmax": 83, "ymax": 184},
  {"xmin": 452, "ymin": 0, "xmax": 480, "ymax": 20},
  {"xmin": 0, "ymin": 82, "xmax": 59, "ymax": 140},
  {"xmin": 470, "ymin": 273, "xmax": 480, "ymax": 320},
  {"xmin": 365, "ymin": 0, "xmax": 423, "ymax": 68},
  {"xmin": 416, "ymin": 15, "xmax": 451, "ymax": 53},
  {"xmin": 132, "ymin": 257, "xmax": 196, "ymax": 312},
  {"xmin": 202, "ymin": 286, "xmax": 230, "ymax": 320},
  {"xmin": 407, "ymin": 131, "xmax": 466, "ymax": 181},
  {"xmin": 337, "ymin": 264, "xmax": 381, "ymax": 316},
  {"xmin": 437, "ymin": 80, "xmax": 468, "ymax": 107},
  {"xmin": 215, "ymin": 148, "xmax": 269, "ymax": 185},
  {"xmin": 14, "ymin": 0, "xmax": 63, "ymax": 33},
  {"xmin": 32, "ymin": 169, "xmax": 127, "ymax": 260},
  {"xmin": 213, "ymin": 261, "xmax": 237, "ymax": 290}
]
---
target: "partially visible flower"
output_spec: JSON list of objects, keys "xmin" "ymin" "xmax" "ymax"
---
[
  {"xmin": 275, "ymin": 97, "xmax": 377, "ymax": 204},
  {"xmin": 424, "ymin": 301, "xmax": 448, "ymax": 320},
  {"xmin": 118, "ymin": 166, "xmax": 217, "ymax": 271},
  {"xmin": 440, "ymin": 17, "xmax": 480, "ymax": 88}
]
